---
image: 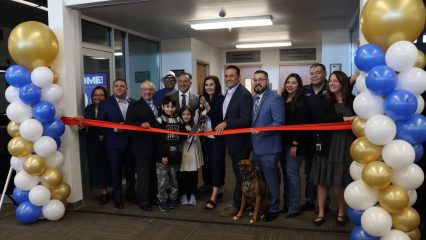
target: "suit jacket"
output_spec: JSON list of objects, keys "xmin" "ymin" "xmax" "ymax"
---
[
  {"xmin": 97, "ymin": 96, "xmax": 132, "ymax": 150},
  {"xmin": 223, "ymin": 84, "xmax": 253, "ymax": 154},
  {"xmin": 167, "ymin": 90, "xmax": 199, "ymax": 113},
  {"xmin": 125, "ymin": 98, "xmax": 161, "ymax": 160},
  {"xmin": 251, "ymin": 89, "xmax": 285, "ymax": 155}
]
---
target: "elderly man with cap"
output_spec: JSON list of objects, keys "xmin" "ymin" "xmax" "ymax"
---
[{"xmin": 153, "ymin": 71, "xmax": 177, "ymax": 106}]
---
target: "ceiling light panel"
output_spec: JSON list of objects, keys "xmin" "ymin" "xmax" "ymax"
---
[{"xmin": 190, "ymin": 15, "xmax": 273, "ymax": 30}]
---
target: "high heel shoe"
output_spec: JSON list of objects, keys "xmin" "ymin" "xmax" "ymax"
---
[{"xmin": 313, "ymin": 216, "xmax": 326, "ymax": 226}]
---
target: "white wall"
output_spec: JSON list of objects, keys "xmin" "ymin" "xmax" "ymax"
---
[
  {"xmin": 160, "ymin": 38, "xmax": 192, "ymax": 85},
  {"xmin": 321, "ymin": 29, "xmax": 351, "ymax": 76}
]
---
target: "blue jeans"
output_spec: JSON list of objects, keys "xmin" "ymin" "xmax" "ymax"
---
[
  {"xmin": 283, "ymin": 147, "xmax": 304, "ymax": 213},
  {"xmin": 252, "ymin": 153, "xmax": 281, "ymax": 213}
]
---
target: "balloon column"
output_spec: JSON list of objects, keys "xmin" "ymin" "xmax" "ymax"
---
[
  {"xmin": 346, "ymin": 1, "xmax": 426, "ymax": 239},
  {"xmin": 5, "ymin": 21, "xmax": 70, "ymax": 224}
]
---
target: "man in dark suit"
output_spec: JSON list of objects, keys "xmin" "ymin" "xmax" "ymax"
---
[
  {"xmin": 98, "ymin": 79, "xmax": 136, "ymax": 209},
  {"xmin": 126, "ymin": 81, "xmax": 160, "ymax": 212},
  {"xmin": 250, "ymin": 70, "xmax": 284, "ymax": 222},
  {"xmin": 216, "ymin": 65, "xmax": 253, "ymax": 215},
  {"xmin": 167, "ymin": 72, "xmax": 199, "ymax": 113}
]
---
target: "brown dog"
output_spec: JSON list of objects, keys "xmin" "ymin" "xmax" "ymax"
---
[{"xmin": 233, "ymin": 159, "xmax": 269, "ymax": 223}]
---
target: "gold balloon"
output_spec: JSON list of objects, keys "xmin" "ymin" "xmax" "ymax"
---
[
  {"xmin": 7, "ymin": 136, "xmax": 33, "ymax": 157},
  {"xmin": 361, "ymin": 0, "xmax": 426, "ymax": 50},
  {"xmin": 352, "ymin": 117, "xmax": 367, "ymax": 138},
  {"xmin": 51, "ymin": 182, "xmax": 71, "ymax": 201},
  {"xmin": 392, "ymin": 207, "xmax": 421, "ymax": 232},
  {"xmin": 7, "ymin": 121, "xmax": 21, "ymax": 137},
  {"xmin": 350, "ymin": 137, "xmax": 383, "ymax": 164},
  {"xmin": 379, "ymin": 185, "xmax": 409, "ymax": 213},
  {"xmin": 23, "ymin": 154, "xmax": 46, "ymax": 176},
  {"xmin": 40, "ymin": 167, "xmax": 63, "ymax": 189},
  {"xmin": 362, "ymin": 161, "xmax": 393, "ymax": 190},
  {"xmin": 52, "ymin": 69, "xmax": 59, "ymax": 84},
  {"xmin": 406, "ymin": 228, "xmax": 421, "ymax": 240},
  {"xmin": 8, "ymin": 21, "xmax": 59, "ymax": 70},
  {"xmin": 415, "ymin": 50, "xmax": 425, "ymax": 69}
]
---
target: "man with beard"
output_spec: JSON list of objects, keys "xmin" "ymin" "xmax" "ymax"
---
[{"xmin": 250, "ymin": 70, "xmax": 285, "ymax": 222}]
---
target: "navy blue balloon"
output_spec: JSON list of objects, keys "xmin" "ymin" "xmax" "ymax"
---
[
  {"xmin": 12, "ymin": 187, "xmax": 29, "ymax": 204},
  {"xmin": 384, "ymin": 90, "xmax": 417, "ymax": 121},
  {"xmin": 396, "ymin": 114, "xmax": 426, "ymax": 145},
  {"xmin": 366, "ymin": 65, "xmax": 397, "ymax": 96},
  {"xmin": 413, "ymin": 144, "xmax": 424, "ymax": 163},
  {"xmin": 354, "ymin": 44, "xmax": 386, "ymax": 72},
  {"xmin": 350, "ymin": 226, "xmax": 380, "ymax": 240},
  {"xmin": 43, "ymin": 118, "xmax": 65, "ymax": 138},
  {"xmin": 5, "ymin": 65, "xmax": 31, "ymax": 87},
  {"xmin": 54, "ymin": 137, "xmax": 61, "ymax": 149},
  {"xmin": 32, "ymin": 101, "xmax": 56, "ymax": 123},
  {"xmin": 19, "ymin": 83, "xmax": 41, "ymax": 105},
  {"xmin": 348, "ymin": 207, "xmax": 364, "ymax": 226},
  {"xmin": 16, "ymin": 201, "xmax": 41, "ymax": 225}
]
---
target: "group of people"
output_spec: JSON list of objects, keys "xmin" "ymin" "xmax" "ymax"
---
[{"xmin": 81, "ymin": 63, "xmax": 357, "ymax": 225}]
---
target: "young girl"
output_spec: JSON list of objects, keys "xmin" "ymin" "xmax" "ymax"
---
[{"xmin": 180, "ymin": 106, "xmax": 204, "ymax": 206}]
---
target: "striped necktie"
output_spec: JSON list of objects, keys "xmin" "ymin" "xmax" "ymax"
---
[{"xmin": 253, "ymin": 95, "xmax": 260, "ymax": 115}]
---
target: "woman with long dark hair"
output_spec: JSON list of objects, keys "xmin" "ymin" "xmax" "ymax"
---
[
  {"xmin": 310, "ymin": 71, "xmax": 355, "ymax": 226},
  {"xmin": 200, "ymin": 75, "xmax": 226, "ymax": 210},
  {"xmin": 280, "ymin": 73, "xmax": 310, "ymax": 218}
]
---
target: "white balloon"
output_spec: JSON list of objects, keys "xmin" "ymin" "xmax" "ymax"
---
[
  {"xmin": 353, "ymin": 91, "xmax": 384, "ymax": 119},
  {"xmin": 364, "ymin": 115, "xmax": 396, "ymax": 145},
  {"xmin": 350, "ymin": 161, "xmax": 365, "ymax": 181},
  {"xmin": 10, "ymin": 156, "xmax": 24, "ymax": 172},
  {"xmin": 393, "ymin": 164, "xmax": 424, "ymax": 190},
  {"xmin": 361, "ymin": 206, "xmax": 392, "ymax": 237},
  {"xmin": 19, "ymin": 119, "xmax": 43, "ymax": 142},
  {"xmin": 6, "ymin": 100, "xmax": 33, "ymax": 123},
  {"xmin": 355, "ymin": 72, "xmax": 368, "ymax": 93},
  {"xmin": 41, "ymin": 84, "xmax": 63, "ymax": 103},
  {"xmin": 31, "ymin": 66, "xmax": 54, "ymax": 88},
  {"xmin": 5, "ymin": 86, "xmax": 20, "ymax": 103},
  {"xmin": 344, "ymin": 180, "xmax": 379, "ymax": 210},
  {"xmin": 416, "ymin": 94, "xmax": 425, "ymax": 114},
  {"xmin": 54, "ymin": 103, "xmax": 64, "ymax": 118},
  {"xmin": 382, "ymin": 140, "xmax": 415, "ymax": 169},
  {"xmin": 396, "ymin": 67, "xmax": 426, "ymax": 95},
  {"xmin": 407, "ymin": 190, "xmax": 417, "ymax": 206},
  {"xmin": 385, "ymin": 41, "xmax": 418, "ymax": 72},
  {"xmin": 42, "ymin": 199, "xmax": 65, "ymax": 221},
  {"xmin": 45, "ymin": 151, "xmax": 64, "ymax": 168},
  {"xmin": 14, "ymin": 171, "xmax": 40, "ymax": 191},
  {"xmin": 34, "ymin": 136, "xmax": 57, "ymax": 158},
  {"xmin": 381, "ymin": 229, "xmax": 410, "ymax": 240},
  {"xmin": 29, "ymin": 185, "xmax": 51, "ymax": 206}
]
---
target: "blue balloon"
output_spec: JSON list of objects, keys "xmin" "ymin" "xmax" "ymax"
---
[
  {"xmin": 12, "ymin": 187, "xmax": 29, "ymax": 204},
  {"xmin": 19, "ymin": 83, "xmax": 41, "ymax": 105},
  {"xmin": 5, "ymin": 65, "xmax": 31, "ymax": 87},
  {"xmin": 354, "ymin": 44, "xmax": 386, "ymax": 72},
  {"xmin": 348, "ymin": 207, "xmax": 364, "ymax": 226},
  {"xmin": 54, "ymin": 137, "xmax": 61, "ymax": 149},
  {"xmin": 43, "ymin": 118, "xmax": 65, "ymax": 138},
  {"xmin": 396, "ymin": 114, "xmax": 426, "ymax": 145},
  {"xmin": 32, "ymin": 101, "xmax": 56, "ymax": 123},
  {"xmin": 413, "ymin": 144, "xmax": 424, "ymax": 163},
  {"xmin": 384, "ymin": 90, "xmax": 417, "ymax": 121},
  {"xmin": 16, "ymin": 201, "xmax": 41, "ymax": 225},
  {"xmin": 366, "ymin": 65, "xmax": 397, "ymax": 96},
  {"xmin": 350, "ymin": 226, "xmax": 380, "ymax": 240}
]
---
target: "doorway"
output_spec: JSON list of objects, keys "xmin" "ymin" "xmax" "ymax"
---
[{"xmin": 197, "ymin": 61, "xmax": 208, "ymax": 94}]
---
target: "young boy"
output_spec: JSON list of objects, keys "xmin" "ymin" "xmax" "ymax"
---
[{"xmin": 156, "ymin": 95, "xmax": 185, "ymax": 211}]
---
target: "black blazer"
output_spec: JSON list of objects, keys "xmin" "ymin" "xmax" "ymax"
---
[
  {"xmin": 282, "ymin": 97, "xmax": 310, "ymax": 155},
  {"xmin": 223, "ymin": 84, "xmax": 253, "ymax": 154},
  {"xmin": 125, "ymin": 98, "xmax": 160, "ymax": 160}
]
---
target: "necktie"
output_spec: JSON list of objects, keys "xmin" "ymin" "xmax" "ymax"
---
[
  {"xmin": 181, "ymin": 94, "xmax": 187, "ymax": 108},
  {"xmin": 148, "ymin": 101, "xmax": 158, "ymax": 117},
  {"xmin": 253, "ymin": 95, "xmax": 260, "ymax": 115}
]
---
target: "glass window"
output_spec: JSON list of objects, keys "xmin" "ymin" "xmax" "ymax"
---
[
  {"xmin": 81, "ymin": 20, "xmax": 111, "ymax": 47},
  {"xmin": 114, "ymin": 30, "xmax": 126, "ymax": 79},
  {"xmin": 128, "ymin": 34, "xmax": 160, "ymax": 99}
]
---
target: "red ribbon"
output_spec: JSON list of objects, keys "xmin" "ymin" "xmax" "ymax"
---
[{"xmin": 62, "ymin": 116, "xmax": 352, "ymax": 136}]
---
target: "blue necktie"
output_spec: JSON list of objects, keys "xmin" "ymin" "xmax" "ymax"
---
[{"xmin": 148, "ymin": 101, "xmax": 158, "ymax": 118}]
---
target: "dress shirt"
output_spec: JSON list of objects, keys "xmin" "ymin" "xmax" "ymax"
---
[
  {"xmin": 178, "ymin": 90, "xmax": 189, "ymax": 108},
  {"xmin": 222, "ymin": 83, "xmax": 240, "ymax": 119}
]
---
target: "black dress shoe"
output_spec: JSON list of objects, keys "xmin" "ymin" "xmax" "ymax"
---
[
  {"xmin": 140, "ymin": 204, "xmax": 153, "ymax": 212},
  {"xmin": 115, "ymin": 202, "xmax": 124, "ymax": 209},
  {"xmin": 100, "ymin": 194, "xmax": 109, "ymax": 205},
  {"xmin": 264, "ymin": 212, "xmax": 279, "ymax": 222},
  {"xmin": 285, "ymin": 212, "xmax": 300, "ymax": 218}
]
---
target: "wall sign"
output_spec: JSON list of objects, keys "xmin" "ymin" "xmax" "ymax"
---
[
  {"xmin": 226, "ymin": 51, "xmax": 261, "ymax": 63},
  {"xmin": 280, "ymin": 48, "xmax": 316, "ymax": 61},
  {"xmin": 84, "ymin": 73, "xmax": 108, "ymax": 107}
]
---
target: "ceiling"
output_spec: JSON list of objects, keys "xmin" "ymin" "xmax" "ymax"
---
[{"xmin": 79, "ymin": 0, "xmax": 359, "ymax": 49}]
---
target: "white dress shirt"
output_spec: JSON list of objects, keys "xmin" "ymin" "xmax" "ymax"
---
[{"xmin": 222, "ymin": 83, "xmax": 240, "ymax": 119}]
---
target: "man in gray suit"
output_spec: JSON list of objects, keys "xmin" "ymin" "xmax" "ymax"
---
[{"xmin": 167, "ymin": 72, "xmax": 199, "ymax": 113}]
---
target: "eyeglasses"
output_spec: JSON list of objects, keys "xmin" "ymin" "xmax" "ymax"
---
[
  {"xmin": 252, "ymin": 78, "xmax": 268, "ymax": 82},
  {"xmin": 164, "ymin": 77, "xmax": 175, "ymax": 81}
]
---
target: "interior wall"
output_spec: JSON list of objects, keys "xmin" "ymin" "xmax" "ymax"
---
[
  {"xmin": 321, "ymin": 29, "xmax": 351, "ymax": 76},
  {"xmin": 160, "ymin": 38, "xmax": 192, "ymax": 89}
]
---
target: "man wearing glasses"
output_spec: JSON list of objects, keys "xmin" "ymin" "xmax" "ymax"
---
[{"xmin": 153, "ymin": 71, "xmax": 177, "ymax": 106}]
